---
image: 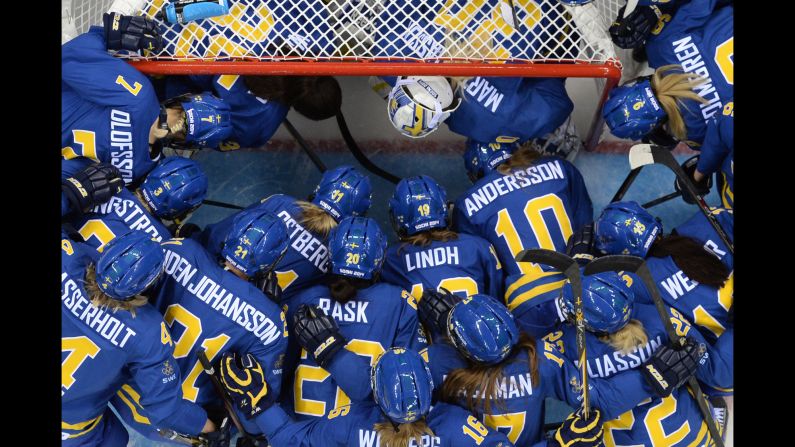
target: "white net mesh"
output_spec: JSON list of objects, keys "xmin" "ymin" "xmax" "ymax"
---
[{"xmin": 64, "ymin": 0, "xmax": 627, "ymax": 66}]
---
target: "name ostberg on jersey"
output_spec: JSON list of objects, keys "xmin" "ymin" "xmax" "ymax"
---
[
  {"xmin": 277, "ymin": 210, "xmax": 329, "ymax": 273},
  {"xmin": 92, "ymin": 195, "xmax": 167, "ymax": 242},
  {"xmin": 404, "ymin": 246, "xmax": 459, "ymax": 272},
  {"xmin": 110, "ymin": 109, "xmax": 137, "ymax": 182},
  {"xmin": 462, "ymin": 159, "xmax": 567, "ymax": 217},
  {"xmin": 61, "ymin": 272, "xmax": 137, "ymax": 349},
  {"xmin": 671, "ymin": 36, "xmax": 723, "ymax": 121},
  {"xmin": 162, "ymin": 248, "xmax": 282, "ymax": 345}
]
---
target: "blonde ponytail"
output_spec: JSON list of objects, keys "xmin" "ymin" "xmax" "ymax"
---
[
  {"xmin": 296, "ymin": 200, "xmax": 338, "ymax": 238},
  {"xmin": 84, "ymin": 264, "xmax": 148, "ymax": 317},
  {"xmin": 600, "ymin": 319, "xmax": 648, "ymax": 355},
  {"xmin": 374, "ymin": 420, "xmax": 434, "ymax": 447},
  {"xmin": 651, "ymin": 65, "xmax": 709, "ymax": 142}
]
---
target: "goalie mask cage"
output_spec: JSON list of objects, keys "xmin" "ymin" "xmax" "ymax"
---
[{"xmin": 63, "ymin": 0, "xmax": 626, "ymax": 151}]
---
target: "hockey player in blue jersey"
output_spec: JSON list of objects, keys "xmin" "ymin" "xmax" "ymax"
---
[
  {"xmin": 110, "ymin": 208, "xmax": 291, "ymax": 440},
  {"xmin": 62, "ymin": 13, "xmax": 232, "ymax": 185},
  {"xmin": 550, "ymin": 270, "xmax": 732, "ymax": 446},
  {"xmin": 421, "ymin": 293, "xmax": 704, "ymax": 447},
  {"xmin": 196, "ymin": 165, "xmax": 372, "ymax": 301},
  {"xmin": 213, "ymin": 347, "xmax": 521, "ymax": 446},
  {"xmin": 157, "ymin": 75, "xmax": 342, "ymax": 150},
  {"xmin": 62, "ymin": 231, "xmax": 214, "ymax": 446},
  {"xmin": 284, "ymin": 216, "xmax": 428, "ymax": 420},
  {"xmin": 65, "ymin": 156, "xmax": 208, "ymax": 250},
  {"xmin": 381, "ymin": 175, "xmax": 504, "ymax": 323},
  {"xmin": 692, "ymin": 99, "xmax": 734, "ymax": 209},
  {"xmin": 452, "ymin": 141, "xmax": 592, "ymax": 329}
]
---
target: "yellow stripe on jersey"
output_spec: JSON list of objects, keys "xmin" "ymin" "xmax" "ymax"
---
[
  {"xmin": 62, "ymin": 414, "xmax": 103, "ymax": 439},
  {"xmin": 117, "ymin": 384, "xmax": 151, "ymax": 425},
  {"xmin": 507, "ymin": 279, "xmax": 567, "ymax": 311},
  {"xmin": 505, "ymin": 270, "xmax": 563, "ymax": 301}
]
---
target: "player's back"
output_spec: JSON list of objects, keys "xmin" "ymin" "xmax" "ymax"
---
[
  {"xmin": 453, "ymin": 155, "xmax": 592, "ymax": 278},
  {"xmin": 197, "ymin": 194, "xmax": 329, "ymax": 301},
  {"xmin": 153, "ymin": 238, "xmax": 288, "ymax": 407},
  {"xmin": 286, "ymin": 282, "xmax": 426, "ymax": 419},
  {"xmin": 381, "ymin": 232, "xmax": 504, "ymax": 300},
  {"xmin": 673, "ymin": 208, "xmax": 733, "ymax": 270}
]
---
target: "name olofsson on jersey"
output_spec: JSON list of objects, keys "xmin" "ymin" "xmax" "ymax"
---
[
  {"xmin": 61, "ymin": 272, "xmax": 137, "ymax": 349},
  {"xmin": 359, "ymin": 430, "xmax": 441, "ymax": 447},
  {"xmin": 162, "ymin": 249, "xmax": 281, "ymax": 345},
  {"xmin": 405, "ymin": 246, "xmax": 459, "ymax": 272},
  {"xmin": 110, "ymin": 109, "xmax": 136, "ymax": 183},
  {"xmin": 671, "ymin": 36, "xmax": 723, "ymax": 121},
  {"xmin": 462, "ymin": 160, "xmax": 566, "ymax": 217},
  {"xmin": 577, "ymin": 335, "xmax": 663, "ymax": 379},
  {"xmin": 277, "ymin": 210, "xmax": 329, "ymax": 273},
  {"xmin": 92, "ymin": 195, "xmax": 167, "ymax": 242}
]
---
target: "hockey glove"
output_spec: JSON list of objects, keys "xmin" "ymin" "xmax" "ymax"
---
[
  {"xmin": 103, "ymin": 12, "xmax": 164, "ymax": 53},
  {"xmin": 255, "ymin": 270, "xmax": 282, "ymax": 304},
  {"xmin": 641, "ymin": 337, "xmax": 706, "ymax": 397},
  {"xmin": 609, "ymin": 5, "xmax": 661, "ymax": 49},
  {"xmin": 200, "ymin": 417, "xmax": 232, "ymax": 447},
  {"xmin": 293, "ymin": 305, "xmax": 347, "ymax": 369},
  {"xmin": 217, "ymin": 352, "xmax": 274, "ymax": 420},
  {"xmin": 418, "ymin": 288, "xmax": 460, "ymax": 337},
  {"xmin": 674, "ymin": 155, "xmax": 712, "ymax": 205},
  {"xmin": 548, "ymin": 408, "xmax": 603, "ymax": 447},
  {"xmin": 62, "ymin": 162, "xmax": 124, "ymax": 215},
  {"xmin": 566, "ymin": 223, "xmax": 597, "ymax": 266}
]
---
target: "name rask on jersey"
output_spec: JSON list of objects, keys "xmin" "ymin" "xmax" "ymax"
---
[
  {"xmin": 464, "ymin": 77, "xmax": 505, "ymax": 113},
  {"xmin": 576, "ymin": 336, "xmax": 663, "ymax": 379},
  {"xmin": 660, "ymin": 270, "xmax": 699, "ymax": 301},
  {"xmin": 317, "ymin": 298, "xmax": 369, "ymax": 324},
  {"xmin": 109, "ymin": 109, "xmax": 136, "ymax": 183},
  {"xmin": 162, "ymin": 249, "xmax": 281, "ymax": 345},
  {"xmin": 463, "ymin": 160, "xmax": 566, "ymax": 217},
  {"xmin": 405, "ymin": 246, "xmax": 459, "ymax": 272},
  {"xmin": 277, "ymin": 210, "xmax": 329, "ymax": 273},
  {"xmin": 92, "ymin": 195, "xmax": 166, "ymax": 242},
  {"xmin": 359, "ymin": 430, "xmax": 441, "ymax": 447},
  {"xmin": 61, "ymin": 272, "xmax": 137, "ymax": 349},
  {"xmin": 671, "ymin": 36, "xmax": 723, "ymax": 121}
]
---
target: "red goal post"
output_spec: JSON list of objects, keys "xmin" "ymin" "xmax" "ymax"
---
[{"xmin": 62, "ymin": 0, "xmax": 626, "ymax": 150}]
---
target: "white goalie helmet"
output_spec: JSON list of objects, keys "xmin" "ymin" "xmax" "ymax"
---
[{"xmin": 387, "ymin": 76, "xmax": 461, "ymax": 138}]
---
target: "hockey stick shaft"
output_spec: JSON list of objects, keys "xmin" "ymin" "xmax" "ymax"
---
[
  {"xmin": 336, "ymin": 111, "xmax": 401, "ymax": 184},
  {"xmin": 282, "ymin": 119, "xmax": 327, "ymax": 174},
  {"xmin": 642, "ymin": 191, "xmax": 681, "ymax": 208},
  {"xmin": 198, "ymin": 350, "xmax": 251, "ymax": 441},
  {"xmin": 610, "ymin": 167, "xmax": 643, "ymax": 203},
  {"xmin": 156, "ymin": 428, "xmax": 206, "ymax": 446},
  {"xmin": 202, "ymin": 199, "xmax": 245, "ymax": 210}
]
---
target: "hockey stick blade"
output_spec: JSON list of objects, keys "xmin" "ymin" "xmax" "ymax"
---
[
  {"xmin": 628, "ymin": 144, "xmax": 657, "ymax": 170},
  {"xmin": 583, "ymin": 255, "xmax": 644, "ymax": 277},
  {"xmin": 515, "ymin": 249, "xmax": 576, "ymax": 271}
]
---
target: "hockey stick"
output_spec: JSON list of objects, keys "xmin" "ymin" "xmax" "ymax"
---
[
  {"xmin": 202, "ymin": 199, "xmax": 246, "ymax": 210},
  {"xmin": 610, "ymin": 167, "xmax": 643, "ymax": 202},
  {"xmin": 198, "ymin": 350, "xmax": 257, "ymax": 444},
  {"xmin": 157, "ymin": 428, "xmax": 207, "ymax": 446},
  {"xmin": 584, "ymin": 255, "xmax": 725, "ymax": 447},
  {"xmin": 336, "ymin": 111, "xmax": 402, "ymax": 185},
  {"xmin": 630, "ymin": 144, "xmax": 734, "ymax": 254},
  {"xmin": 623, "ymin": 0, "xmax": 640, "ymax": 18},
  {"xmin": 642, "ymin": 191, "xmax": 681, "ymax": 208},
  {"xmin": 515, "ymin": 249, "xmax": 589, "ymax": 418},
  {"xmin": 282, "ymin": 119, "xmax": 327, "ymax": 174}
]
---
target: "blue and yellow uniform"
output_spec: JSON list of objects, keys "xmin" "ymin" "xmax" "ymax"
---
[
  {"xmin": 550, "ymin": 303, "xmax": 732, "ymax": 446},
  {"xmin": 247, "ymin": 401, "xmax": 513, "ymax": 447},
  {"xmin": 284, "ymin": 283, "xmax": 428, "ymax": 420},
  {"xmin": 196, "ymin": 194, "xmax": 330, "ymax": 302},
  {"xmin": 157, "ymin": 75, "xmax": 289, "ymax": 150},
  {"xmin": 111, "ymin": 238, "xmax": 288, "ymax": 437},
  {"xmin": 423, "ymin": 339, "xmax": 657, "ymax": 447},
  {"xmin": 62, "ymin": 27, "xmax": 161, "ymax": 185},
  {"xmin": 61, "ymin": 237, "xmax": 207, "ymax": 445},
  {"xmin": 645, "ymin": 0, "xmax": 733, "ymax": 145},
  {"xmin": 697, "ymin": 100, "xmax": 734, "ymax": 209},
  {"xmin": 452, "ymin": 156, "xmax": 592, "ymax": 314},
  {"xmin": 381, "ymin": 233, "xmax": 505, "ymax": 302}
]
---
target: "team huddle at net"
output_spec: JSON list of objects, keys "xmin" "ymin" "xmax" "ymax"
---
[{"xmin": 61, "ymin": 0, "xmax": 733, "ymax": 446}]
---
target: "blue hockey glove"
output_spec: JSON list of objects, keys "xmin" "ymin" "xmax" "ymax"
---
[
  {"xmin": 674, "ymin": 155, "xmax": 712, "ymax": 205},
  {"xmin": 641, "ymin": 337, "xmax": 706, "ymax": 397},
  {"xmin": 103, "ymin": 12, "xmax": 163, "ymax": 52},
  {"xmin": 609, "ymin": 5, "xmax": 662, "ymax": 49},
  {"xmin": 62, "ymin": 162, "xmax": 124, "ymax": 215},
  {"xmin": 293, "ymin": 305, "xmax": 347, "ymax": 369},
  {"xmin": 566, "ymin": 223, "xmax": 597, "ymax": 266}
]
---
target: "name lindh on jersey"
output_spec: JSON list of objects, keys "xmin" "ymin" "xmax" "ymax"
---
[
  {"xmin": 162, "ymin": 249, "xmax": 282, "ymax": 345},
  {"xmin": 463, "ymin": 160, "xmax": 566, "ymax": 217},
  {"xmin": 92, "ymin": 195, "xmax": 166, "ymax": 242},
  {"xmin": 278, "ymin": 210, "xmax": 329, "ymax": 273},
  {"xmin": 671, "ymin": 36, "xmax": 723, "ymax": 121},
  {"xmin": 405, "ymin": 246, "xmax": 459, "ymax": 272},
  {"xmin": 61, "ymin": 272, "xmax": 137, "ymax": 348},
  {"xmin": 109, "ymin": 109, "xmax": 136, "ymax": 183},
  {"xmin": 575, "ymin": 335, "xmax": 663, "ymax": 379}
]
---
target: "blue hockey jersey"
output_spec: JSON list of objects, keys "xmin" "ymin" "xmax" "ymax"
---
[
  {"xmin": 159, "ymin": 74, "xmax": 289, "ymax": 150},
  {"xmin": 453, "ymin": 156, "xmax": 592, "ymax": 296},
  {"xmin": 551, "ymin": 303, "xmax": 731, "ymax": 447},
  {"xmin": 250, "ymin": 401, "xmax": 513, "ymax": 447},
  {"xmin": 111, "ymin": 238, "xmax": 288, "ymax": 437},
  {"xmin": 196, "ymin": 194, "xmax": 330, "ymax": 302},
  {"xmin": 61, "ymin": 237, "xmax": 206, "ymax": 441},
  {"xmin": 697, "ymin": 100, "xmax": 734, "ymax": 209},
  {"xmin": 645, "ymin": 0, "xmax": 733, "ymax": 145},
  {"xmin": 62, "ymin": 27, "xmax": 161, "ymax": 185},
  {"xmin": 285, "ymin": 283, "xmax": 428, "ymax": 420}
]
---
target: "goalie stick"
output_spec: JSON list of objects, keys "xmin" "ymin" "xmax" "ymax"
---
[
  {"xmin": 515, "ymin": 249, "xmax": 590, "ymax": 418},
  {"xmin": 584, "ymin": 255, "xmax": 726, "ymax": 447},
  {"xmin": 282, "ymin": 118, "xmax": 327, "ymax": 174},
  {"xmin": 628, "ymin": 144, "xmax": 734, "ymax": 254},
  {"xmin": 336, "ymin": 111, "xmax": 401, "ymax": 185}
]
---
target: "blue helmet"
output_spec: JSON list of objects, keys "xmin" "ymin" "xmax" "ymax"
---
[
  {"xmin": 96, "ymin": 231, "xmax": 165, "ymax": 300},
  {"xmin": 222, "ymin": 209, "xmax": 289, "ymax": 276},
  {"xmin": 559, "ymin": 271, "xmax": 634, "ymax": 334},
  {"xmin": 171, "ymin": 92, "xmax": 233, "ymax": 149},
  {"xmin": 447, "ymin": 294, "xmax": 519, "ymax": 365},
  {"xmin": 140, "ymin": 157, "xmax": 208, "ymax": 219},
  {"xmin": 312, "ymin": 166, "xmax": 373, "ymax": 222},
  {"xmin": 602, "ymin": 79, "xmax": 667, "ymax": 141},
  {"xmin": 594, "ymin": 201, "xmax": 662, "ymax": 257},
  {"xmin": 463, "ymin": 139, "xmax": 518, "ymax": 180},
  {"xmin": 371, "ymin": 348, "xmax": 434, "ymax": 424},
  {"xmin": 388, "ymin": 175, "xmax": 448, "ymax": 236},
  {"xmin": 328, "ymin": 217, "xmax": 386, "ymax": 280}
]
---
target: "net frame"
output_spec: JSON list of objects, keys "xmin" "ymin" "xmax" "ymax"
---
[{"xmin": 63, "ymin": 0, "xmax": 627, "ymax": 150}]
